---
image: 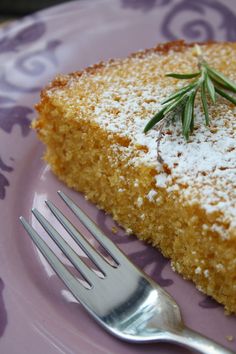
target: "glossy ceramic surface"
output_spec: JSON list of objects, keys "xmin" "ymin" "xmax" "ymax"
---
[{"xmin": 0, "ymin": 0, "xmax": 236, "ymax": 353}]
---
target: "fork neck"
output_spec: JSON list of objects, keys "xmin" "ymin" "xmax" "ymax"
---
[{"xmin": 168, "ymin": 327, "xmax": 234, "ymax": 354}]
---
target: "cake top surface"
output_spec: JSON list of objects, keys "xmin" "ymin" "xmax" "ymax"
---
[{"xmin": 44, "ymin": 41, "xmax": 236, "ymax": 235}]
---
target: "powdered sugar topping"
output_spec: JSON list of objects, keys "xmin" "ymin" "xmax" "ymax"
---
[{"xmin": 50, "ymin": 43, "xmax": 236, "ymax": 237}]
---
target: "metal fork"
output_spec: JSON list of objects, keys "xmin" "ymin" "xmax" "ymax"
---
[{"xmin": 19, "ymin": 191, "xmax": 234, "ymax": 354}]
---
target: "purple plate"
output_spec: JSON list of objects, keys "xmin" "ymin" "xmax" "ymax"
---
[{"xmin": 0, "ymin": 0, "xmax": 236, "ymax": 353}]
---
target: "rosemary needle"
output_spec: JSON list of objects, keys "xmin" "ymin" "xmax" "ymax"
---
[{"xmin": 144, "ymin": 45, "xmax": 236, "ymax": 141}]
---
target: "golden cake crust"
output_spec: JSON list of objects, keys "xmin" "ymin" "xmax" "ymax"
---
[
  {"xmin": 33, "ymin": 40, "xmax": 236, "ymax": 314},
  {"xmin": 37, "ymin": 40, "xmax": 218, "ymax": 96}
]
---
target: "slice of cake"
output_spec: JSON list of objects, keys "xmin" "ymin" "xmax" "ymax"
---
[{"xmin": 33, "ymin": 40, "xmax": 236, "ymax": 314}]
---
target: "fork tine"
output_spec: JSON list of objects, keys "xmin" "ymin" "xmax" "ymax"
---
[
  {"xmin": 19, "ymin": 216, "xmax": 89, "ymax": 302},
  {"xmin": 32, "ymin": 208, "xmax": 100, "ymax": 285},
  {"xmin": 58, "ymin": 191, "xmax": 129, "ymax": 265},
  {"xmin": 45, "ymin": 200, "xmax": 113, "ymax": 275}
]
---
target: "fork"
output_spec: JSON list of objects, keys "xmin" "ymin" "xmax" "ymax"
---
[{"xmin": 19, "ymin": 191, "xmax": 234, "ymax": 354}]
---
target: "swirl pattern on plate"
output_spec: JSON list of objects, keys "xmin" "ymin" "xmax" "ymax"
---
[
  {"xmin": 0, "ymin": 278, "xmax": 7, "ymax": 338},
  {"xmin": 162, "ymin": 0, "xmax": 236, "ymax": 41},
  {"xmin": 0, "ymin": 20, "xmax": 61, "ymax": 199}
]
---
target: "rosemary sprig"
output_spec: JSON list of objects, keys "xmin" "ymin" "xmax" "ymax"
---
[{"xmin": 144, "ymin": 45, "xmax": 236, "ymax": 141}]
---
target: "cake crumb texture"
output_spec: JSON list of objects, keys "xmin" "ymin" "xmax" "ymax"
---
[{"xmin": 33, "ymin": 40, "xmax": 236, "ymax": 314}]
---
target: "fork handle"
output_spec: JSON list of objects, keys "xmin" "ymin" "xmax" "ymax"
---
[{"xmin": 169, "ymin": 327, "xmax": 234, "ymax": 354}]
